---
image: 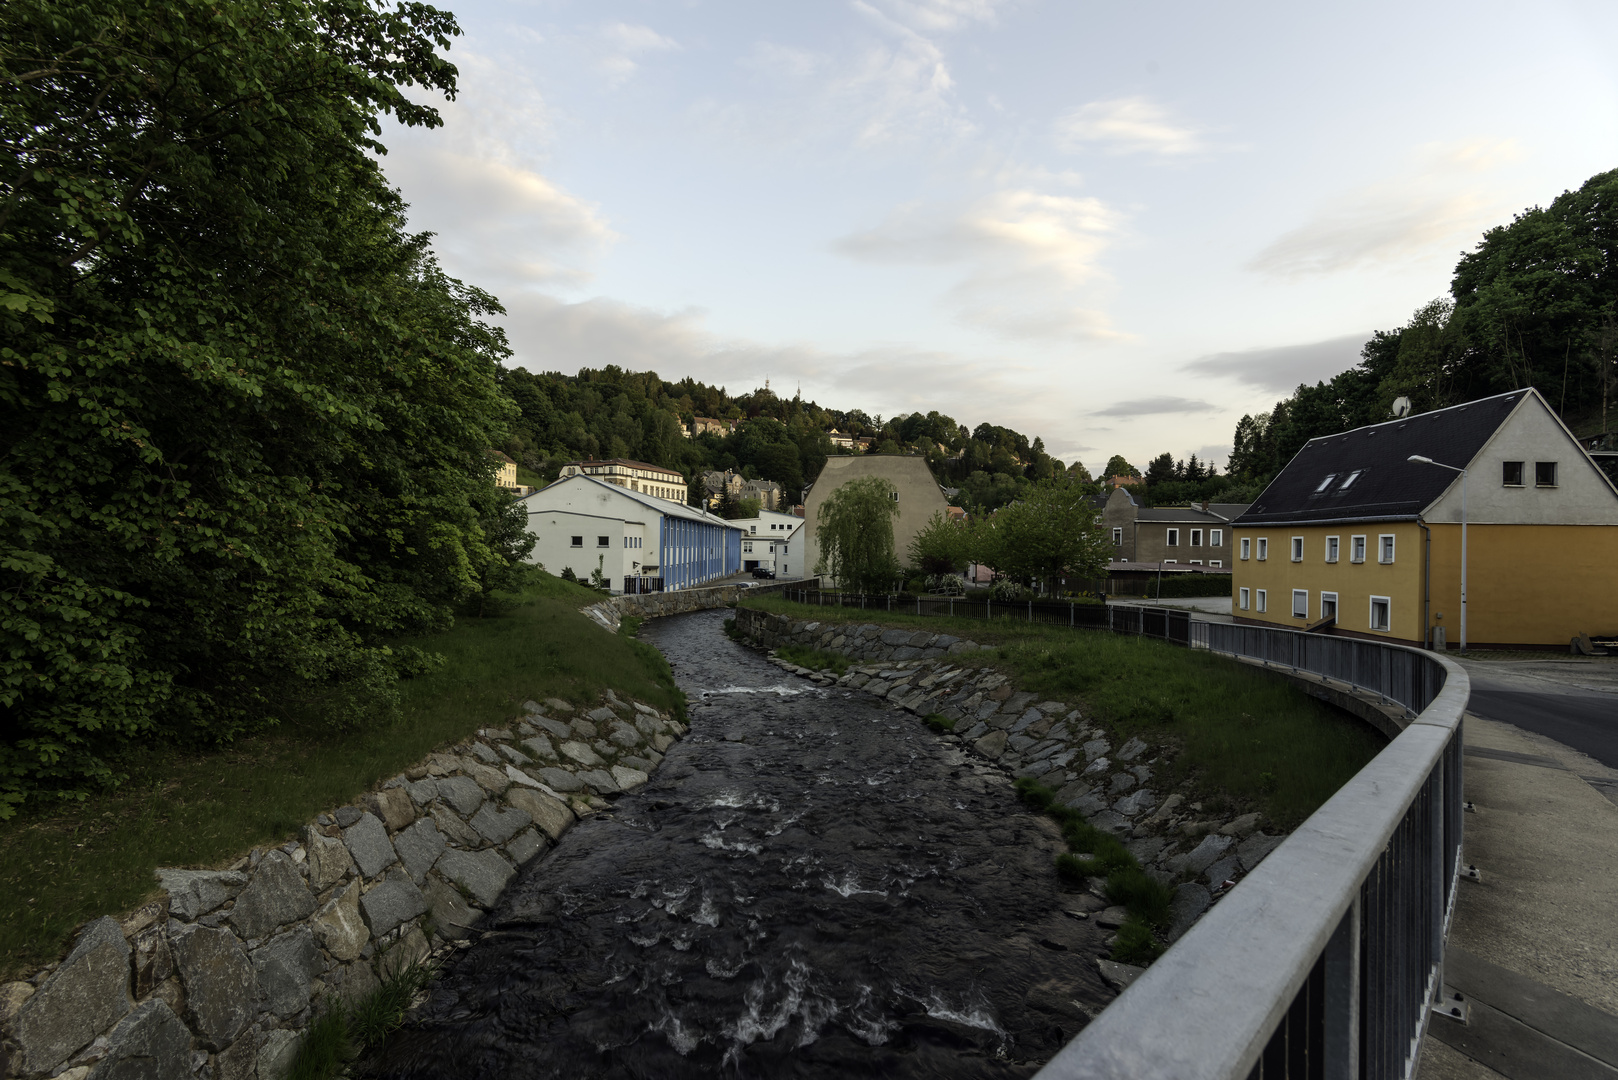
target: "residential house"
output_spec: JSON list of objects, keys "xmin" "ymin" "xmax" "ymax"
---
[
  {"xmin": 801, "ymin": 456, "xmax": 950, "ymax": 585},
  {"xmin": 700, "ymin": 469, "xmax": 784, "ymax": 512},
  {"xmin": 688, "ymin": 416, "xmax": 737, "ymax": 439},
  {"xmin": 522, "ymin": 475, "xmax": 742, "ymax": 593},
  {"xmin": 1231, "ymin": 388, "xmax": 1618, "ymax": 648},
  {"xmin": 557, "ymin": 459, "xmax": 688, "ymax": 504},
  {"xmin": 1102, "ymin": 487, "xmax": 1248, "ymax": 567},
  {"xmin": 735, "ymin": 509, "xmax": 805, "ymax": 577},
  {"xmin": 488, "ymin": 450, "xmax": 521, "ymax": 492}
]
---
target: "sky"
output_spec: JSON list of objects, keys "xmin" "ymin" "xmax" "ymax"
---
[{"xmin": 379, "ymin": 0, "xmax": 1618, "ymax": 475}]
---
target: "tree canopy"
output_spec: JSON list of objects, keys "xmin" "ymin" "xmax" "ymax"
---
[
  {"xmin": 0, "ymin": 0, "xmax": 527, "ymax": 813},
  {"xmin": 813, "ymin": 476, "xmax": 900, "ymax": 593},
  {"xmin": 972, "ymin": 479, "xmax": 1109, "ymax": 590}
]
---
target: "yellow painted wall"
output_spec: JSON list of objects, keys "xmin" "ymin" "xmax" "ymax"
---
[
  {"xmin": 1234, "ymin": 522, "xmax": 1618, "ymax": 646},
  {"xmin": 1231, "ymin": 523, "xmax": 1425, "ymax": 643}
]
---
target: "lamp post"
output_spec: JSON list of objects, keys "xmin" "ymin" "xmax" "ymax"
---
[{"xmin": 1408, "ymin": 454, "xmax": 1466, "ymax": 651}]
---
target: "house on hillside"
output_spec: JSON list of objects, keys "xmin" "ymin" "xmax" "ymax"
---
[
  {"xmin": 1102, "ymin": 487, "xmax": 1249, "ymax": 567},
  {"xmin": 801, "ymin": 456, "xmax": 950, "ymax": 586},
  {"xmin": 556, "ymin": 459, "xmax": 687, "ymax": 504},
  {"xmin": 488, "ymin": 450, "xmax": 521, "ymax": 492},
  {"xmin": 522, "ymin": 475, "xmax": 742, "ymax": 593},
  {"xmin": 1231, "ymin": 387, "xmax": 1618, "ymax": 648},
  {"xmin": 700, "ymin": 469, "xmax": 784, "ymax": 512},
  {"xmin": 688, "ymin": 416, "xmax": 737, "ymax": 439},
  {"xmin": 734, "ymin": 509, "xmax": 805, "ymax": 577}
]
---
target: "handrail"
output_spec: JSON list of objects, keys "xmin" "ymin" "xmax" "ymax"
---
[{"xmin": 1036, "ymin": 630, "xmax": 1468, "ymax": 1080}]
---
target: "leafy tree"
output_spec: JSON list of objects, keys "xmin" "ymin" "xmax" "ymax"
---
[
  {"xmin": 1, "ymin": 0, "xmax": 514, "ymax": 812},
  {"xmin": 907, "ymin": 511, "xmax": 968, "ymax": 576},
  {"xmin": 974, "ymin": 480, "xmax": 1109, "ymax": 592},
  {"xmin": 813, "ymin": 476, "xmax": 900, "ymax": 592},
  {"xmin": 1103, "ymin": 455, "xmax": 1139, "ymax": 480},
  {"xmin": 1144, "ymin": 453, "xmax": 1178, "ymax": 487}
]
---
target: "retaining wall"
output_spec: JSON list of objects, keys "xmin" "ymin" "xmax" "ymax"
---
[{"xmin": 0, "ymin": 693, "xmax": 688, "ymax": 1080}]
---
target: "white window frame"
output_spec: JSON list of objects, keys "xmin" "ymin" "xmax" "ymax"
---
[
  {"xmin": 597, "ymin": 535, "xmax": 610, "ymax": 548},
  {"xmin": 1535, "ymin": 461, "xmax": 1558, "ymax": 488},
  {"xmin": 1350, "ymin": 535, "xmax": 1366, "ymax": 563},
  {"xmin": 1211, "ymin": 529, "xmax": 1223, "ymax": 547},
  {"xmin": 1256, "ymin": 588, "xmax": 1267, "ymax": 613},
  {"xmin": 1291, "ymin": 536, "xmax": 1304, "ymax": 562},
  {"xmin": 1240, "ymin": 537, "xmax": 1251, "ymax": 560},
  {"xmin": 1369, "ymin": 595, "xmax": 1391, "ymax": 632},
  {"xmin": 1378, "ymin": 534, "xmax": 1396, "ymax": 564},
  {"xmin": 1167, "ymin": 528, "xmax": 1180, "ymax": 546},
  {"xmin": 1326, "ymin": 535, "xmax": 1340, "ymax": 563},
  {"xmin": 1163, "ymin": 559, "xmax": 1177, "ymax": 564},
  {"xmin": 1292, "ymin": 589, "xmax": 1309, "ymax": 619},
  {"xmin": 1112, "ymin": 527, "xmax": 1123, "ymax": 545},
  {"xmin": 1210, "ymin": 560, "xmax": 1223, "ymax": 568},
  {"xmin": 570, "ymin": 536, "xmax": 584, "ymax": 548},
  {"xmin": 1239, "ymin": 587, "xmax": 1251, "ymax": 610},
  {"xmin": 1191, "ymin": 528, "xmax": 1203, "ymax": 546},
  {"xmin": 1256, "ymin": 537, "xmax": 1268, "ymax": 561},
  {"xmin": 1321, "ymin": 591, "xmax": 1338, "ymax": 621},
  {"xmin": 1190, "ymin": 559, "xmax": 1203, "ymax": 565}
]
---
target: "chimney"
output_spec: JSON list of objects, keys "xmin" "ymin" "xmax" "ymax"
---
[{"xmin": 1202, "ymin": 500, "xmax": 1210, "ymax": 512}]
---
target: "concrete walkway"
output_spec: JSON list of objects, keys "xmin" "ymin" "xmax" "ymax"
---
[{"xmin": 1418, "ymin": 711, "xmax": 1618, "ymax": 1079}]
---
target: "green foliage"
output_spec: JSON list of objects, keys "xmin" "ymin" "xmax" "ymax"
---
[
  {"xmin": 286, "ymin": 1008, "xmax": 353, "ymax": 1080},
  {"xmin": 923, "ymin": 713, "xmax": 955, "ymax": 733},
  {"xmin": 1111, "ymin": 918, "xmax": 1166, "ymax": 965},
  {"xmin": 973, "ymin": 478, "xmax": 1110, "ymax": 590},
  {"xmin": 907, "ymin": 510, "xmax": 968, "ymax": 577},
  {"xmin": 0, "ymin": 0, "xmax": 531, "ymax": 812},
  {"xmin": 813, "ymin": 475, "xmax": 901, "ymax": 592},
  {"xmin": 775, "ymin": 644, "xmax": 849, "ymax": 677},
  {"xmin": 1142, "ymin": 574, "xmax": 1234, "ymax": 599}
]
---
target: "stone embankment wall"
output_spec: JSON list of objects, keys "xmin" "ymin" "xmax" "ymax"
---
[
  {"xmin": 736, "ymin": 607, "xmax": 1292, "ymax": 955},
  {"xmin": 582, "ymin": 580, "xmax": 798, "ymax": 633},
  {"xmin": 0, "ymin": 691, "xmax": 687, "ymax": 1080}
]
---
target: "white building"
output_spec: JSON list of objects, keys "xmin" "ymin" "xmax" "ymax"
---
[
  {"xmin": 734, "ymin": 510, "xmax": 805, "ymax": 577},
  {"xmin": 522, "ymin": 475, "xmax": 742, "ymax": 593},
  {"xmin": 556, "ymin": 458, "xmax": 687, "ymax": 504}
]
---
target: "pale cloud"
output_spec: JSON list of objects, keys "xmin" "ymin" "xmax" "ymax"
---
[
  {"xmin": 1054, "ymin": 97, "xmax": 1205, "ymax": 157},
  {"xmin": 1090, "ymin": 396, "xmax": 1221, "ymax": 417},
  {"xmin": 835, "ymin": 189, "xmax": 1126, "ymax": 339},
  {"xmin": 867, "ymin": 0, "xmax": 1016, "ymax": 33},
  {"xmin": 837, "ymin": 3, "xmax": 976, "ymax": 144},
  {"xmin": 597, "ymin": 21, "xmax": 680, "ymax": 87},
  {"xmin": 1247, "ymin": 138, "xmax": 1523, "ymax": 276},
  {"xmin": 1181, "ymin": 333, "xmax": 1370, "ymax": 393}
]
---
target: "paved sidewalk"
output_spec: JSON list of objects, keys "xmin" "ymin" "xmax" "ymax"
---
[{"xmin": 1418, "ymin": 712, "xmax": 1618, "ymax": 1079}]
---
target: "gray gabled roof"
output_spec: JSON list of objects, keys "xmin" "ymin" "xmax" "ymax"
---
[{"xmin": 524, "ymin": 474, "xmax": 741, "ymax": 530}]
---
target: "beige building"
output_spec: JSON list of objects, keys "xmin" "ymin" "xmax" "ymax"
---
[
  {"xmin": 489, "ymin": 450, "xmax": 520, "ymax": 491},
  {"xmin": 1101, "ymin": 487, "xmax": 1248, "ymax": 566},
  {"xmin": 557, "ymin": 459, "xmax": 687, "ymax": 504},
  {"xmin": 802, "ymin": 455, "xmax": 951, "ymax": 584}
]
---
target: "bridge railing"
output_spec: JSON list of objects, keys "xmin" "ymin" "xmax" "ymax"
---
[{"xmin": 1036, "ymin": 625, "xmax": 1468, "ymax": 1080}]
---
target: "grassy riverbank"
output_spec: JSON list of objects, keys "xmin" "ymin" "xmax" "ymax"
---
[
  {"xmin": 0, "ymin": 571, "xmax": 682, "ymax": 980},
  {"xmin": 740, "ymin": 596, "xmax": 1382, "ymax": 828}
]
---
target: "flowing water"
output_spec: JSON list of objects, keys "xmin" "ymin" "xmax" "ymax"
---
[{"xmin": 372, "ymin": 609, "xmax": 1111, "ymax": 1078}]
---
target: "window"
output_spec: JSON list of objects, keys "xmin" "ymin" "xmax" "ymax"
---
[
  {"xmin": 1210, "ymin": 560, "xmax": 1223, "ymax": 568},
  {"xmin": 1167, "ymin": 528, "xmax": 1180, "ymax": 546},
  {"xmin": 1256, "ymin": 538, "xmax": 1269, "ymax": 561},
  {"xmin": 750, "ymin": 525, "xmax": 757, "ymax": 534},
  {"xmin": 1536, "ymin": 461, "xmax": 1558, "ymax": 487},
  {"xmin": 1211, "ymin": 529, "xmax": 1223, "ymax": 547},
  {"xmin": 1239, "ymin": 587, "xmax": 1251, "ymax": 610},
  {"xmin": 1190, "ymin": 559, "xmax": 1203, "ymax": 565},
  {"xmin": 1256, "ymin": 589, "xmax": 1267, "ymax": 613},
  {"xmin": 571, "ymin": 536, "xmax": 583, "ymax": 548},
  {"xmin": 743, "ymin": 541, "xmax": 752, "ymax": 553},
  {"xmin": 890, "ymin": 490, "xmax": 900, "ymax": 501},
  {"xmin": 1326, "ymin": 536, "xmax": 1340, "ymax": 563},
  {"xmin": 1112, "ymin": 527, "xmax": 1123, "ymax": 545},
  {"xmin": 1339, "ymin": 470, "xmax": 1363, "ymax": 490},
  {"xmin": 1240, "ymin": 537, "xmax": 1251, "ymax": 560},
  {"xmin": 1163, "ymin": 559, "xmax": 1177, "ymax": 564},
  {"xmin": 1292, "ymin": 589, "xmax": 1309, "ymax": 618},
  {"xmin": 1350, "ymin": 535, "xmax": 1366, "ymax": 563},
  {"xmin": 1191, "ymin": 528, "xmax": 1203, "ymax": 546},
  {"xmin": 1369, "ymin": 595, "xmax": 1391, "ymax": 632},
  {"xmin": 1378, "ymin": 535, "xmax": 1395, "ymax": 563},
  {"xmin": 1290, "ymin": 537, "xmax": 1304, "ymax": 562},
  {"xmin": 1314, "ymin": 474, "xmax": 1337, "ymax": 492},
  {"xmin": 598, "ymin": 536, "xmax": 610, "ymax": 548},
  {"xmin": 1321, "ymin": 592, "xmax": 1338, "ymax": 621},
  {"xmin": 1502, "ymin": 461, "xmax": 1524, "ymax": 487}
]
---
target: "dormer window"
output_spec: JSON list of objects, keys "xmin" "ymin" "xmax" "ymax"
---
[
  {"xmin": 1339, "ymin": 470, "xmax": 1363, "ymax": 490},
  {"xmin": 1315, "ymin": 474, "xmax": 1337, "ymax": 493}
]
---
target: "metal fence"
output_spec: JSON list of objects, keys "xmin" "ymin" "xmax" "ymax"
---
[{"xmin": 770, "ymin": 587, "xmax": 1468, "ymax": 1080}]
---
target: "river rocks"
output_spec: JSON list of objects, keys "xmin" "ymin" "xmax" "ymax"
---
[
  {"xmin": 85, "ymin": 999, "xmax": 191, "ymax": 1080},
  {"xmin": 170, "ymin": 925, "xmax": 255, "ymax": 1051},
  {"xmin": 1168, "ymin": 883, "xmax": 1212, "ymax": 942},
  {"xmin": 155, "ymin": 869, "xmax": 246, "ymax": 922},
  {"xmin": 1175, "ymin": 833, "xmax": 1236, "ymax": 876},
  {"xmin": 469, "ymin": 802, "xmax": 532, "ymax": 845},
  {"xmin": 507, "ymin": 829, "xmax": 546, "ymax": 865},
  {"xmin": 576, "ymin": 768, "xmax": 620, "ymax": 793},
  {"xmin": 611, "ymin": 765, "xmax": 650, "ymax": 791},
  {"xmin": 341, "ymin": 813, "xmax": 398, "ymax": 881},
  {"xmin": 1238, "ymin": 831, "xmax": 1285, "ymax": 867},
  {"xmin": 435, "ymin": 775, "xmax": 486, "ymax": 817},
  {"xmin": 10, "ymin": 918, "xmax": 132, "ymax": 1075},
  {"xmin": 430, "ymin": 803, "xmax": 483, "ymax": 848},
  {"xmin": 366, "ymin": 787, "xmax": 417, "ymax": 832},
  {"xmin": 505, "ymin": 787, "xmax": 575, "ymax": 842},
  {"xmin": 559, "ymin": 740, "xmax": 605, "ymax": 767},
  {"xmin": 534, "ymin": 767, "xmax": 585, "ymax": 793},
  {"xmin": 304, "ymin": 827, "xmax": 355, "ymax": 892},
  {"xmin": 422, "ymin": 877, "xmax": 482, "ymax": 941},
  {"xmin": 360, "ymin": 875, "xmax": 429, "ymax": 938},
  {"xmin": 252, "ymin": 927, "xmax": 321, "ymax": 1018},
  {"xmin": 436, "ymin": 849, "xmax": 515, "ymax": 908},
  {"xmin": 394, "ymin": 818, "xmax": 446, "ymax": 883},
  {"xmin": 973, "ymin": 730, "xmax": 1008, "ymax": 759},
  {"xmin": 312, "ymin": 883, "xmax": 368, "ymax": 962}
]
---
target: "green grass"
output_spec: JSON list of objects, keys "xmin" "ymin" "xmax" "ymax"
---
[
  {"xmin": 0, "ymin": 570, "xmax": 684, "ymax": 980},
  {"xmin": 774, "ymin": 644, "xmax": 851, "ymax": 677},
  {"xmin": 742, "ymin": 595, "xmax": 1384, "ymax": 827},
  {"xmin": 286, "ymin": 957, "xmax": 437, "ymax": 1080}
]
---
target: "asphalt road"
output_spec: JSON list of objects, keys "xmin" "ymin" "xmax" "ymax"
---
[{"xmin": 1459, "ymin": 657, "xmax": 1618, "ymax": 770}]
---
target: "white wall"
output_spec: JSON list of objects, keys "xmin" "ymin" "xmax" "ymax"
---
[{"xmin": 735, "ymin": 512, "xmax": 805, "ymax": 576}]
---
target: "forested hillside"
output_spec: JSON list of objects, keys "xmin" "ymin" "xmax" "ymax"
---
[{"xmin": 1225, "ymin": 169, "xmax": 1618, "ymax": 487}]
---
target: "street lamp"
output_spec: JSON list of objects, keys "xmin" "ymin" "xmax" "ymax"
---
[{"xmin": 1408, "ymin": 454, "xmax": 1467, "ymax": 651}]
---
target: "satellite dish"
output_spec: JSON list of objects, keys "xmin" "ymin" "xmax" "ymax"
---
[{"xmin": 1391, "ymin": 396, "xmax": 1413, "ymax": 418}]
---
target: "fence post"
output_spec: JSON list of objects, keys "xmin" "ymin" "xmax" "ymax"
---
[
  {"xmin": 917, "ymin": 596, "xmax": 921, "ymax": 616},
  {"xmin": 987, "ymin": 597, "xmax": 991, "ymax": 620},
  {"xmin": 1070, "ymin": 601, "xmax": 1074, "ymax": 627}
]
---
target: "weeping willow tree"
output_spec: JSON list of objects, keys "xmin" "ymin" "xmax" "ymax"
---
[{"xmin": 813, "ymin": 476, "xmax": 901, "ymax": 593}]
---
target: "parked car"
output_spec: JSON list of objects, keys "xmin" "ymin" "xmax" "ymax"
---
[{"xmin": 751, "ymin": 567, "xmax": 776, "ymax": 579}]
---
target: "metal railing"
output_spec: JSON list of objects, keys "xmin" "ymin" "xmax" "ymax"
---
[{"xmin": 767, "ymin": 587, "xmax": 1468, "ymax": 1079}]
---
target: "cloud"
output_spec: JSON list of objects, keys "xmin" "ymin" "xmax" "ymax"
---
[
  {"xmin": 1248, "ymin": 139, "xmax": 1523, "ymax": 276},
  {"xmin": 597, "ymin": 21, "xmax": 680, "ymax": 87},
  {"xmin": 835, "ymin": 189, "xmax": 1126, "ymax": 339},
  {"xmin": 1181, "ymin": 333, "xmax": 1370, "ymax": 393},
  {"xmin": 834, "ymin": 3, "xmax": 977, "ymax": 144},
  {"xmin": 1054, "ymin": 97, "xmax": 1205, "ymax": 156},
  {"xmin": 1089, "ymin": 396, "xmax": 1221, "ymax": 417},
  {"xmin": 865, "ymin": 0, "xmax": 1015, "ymax": 33}
]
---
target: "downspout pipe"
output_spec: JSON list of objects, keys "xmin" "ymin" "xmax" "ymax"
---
[{"xmin": 1418, "ymin": 517, "xmax": 1432, "ymax": 649}]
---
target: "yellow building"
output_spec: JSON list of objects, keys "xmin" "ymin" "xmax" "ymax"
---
[
  {"xmin": 557, "ymin": 458, "xmax": 688, "ymax": 504},
  {"xmin": 1232, "ymin": 388, "xmax": 1618, "ymax": 649}
]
